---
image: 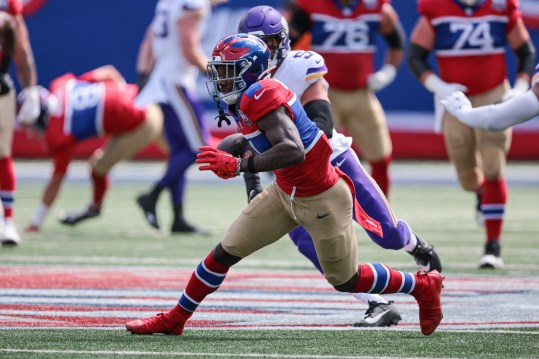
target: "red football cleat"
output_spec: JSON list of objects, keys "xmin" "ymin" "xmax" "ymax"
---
[
  {"xmin": 126, "ymin": 308, "xmax": 190, "ymax": 335},
  {"xmin": 412, "ymin": 270, "xmax": 444, "ymax": 335}
]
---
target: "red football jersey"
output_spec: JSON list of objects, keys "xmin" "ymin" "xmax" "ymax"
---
[
  {"xmin": 295, "ymin": 0, "xmax": 390, "ymax": 90},
  {"xmin": 235, "ymin": 78, "xmax": 339, "ymax": 197},
  {"xmin": 46, "ymin": 70, "xmax": 145, "ymax": 175},
  {"xmin": 419, "ymin": 0, "xmax": 521, "ymax": 95}
]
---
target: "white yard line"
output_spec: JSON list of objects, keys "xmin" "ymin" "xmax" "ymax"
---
[{"xmin": 0, "ymin": 348, "xmax": 459, "ymax": 359}]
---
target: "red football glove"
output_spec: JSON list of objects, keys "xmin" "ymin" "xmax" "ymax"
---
[{"xmin": 196, "ymin": 146, "xmax": 240, "ymax": 179}]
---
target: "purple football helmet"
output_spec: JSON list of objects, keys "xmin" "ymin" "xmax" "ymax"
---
[{"xmin": 237, "ymin": 5, "xmax": 290, "ymax": 68}]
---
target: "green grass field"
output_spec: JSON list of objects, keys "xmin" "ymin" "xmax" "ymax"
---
[{"xmin": 1, "ymin": 160, "xmax": 538, "ymax": 358}]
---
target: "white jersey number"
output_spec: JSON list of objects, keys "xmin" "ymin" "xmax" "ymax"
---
[
  {"xmin": 71, "ymin": 85, "xmax": 101, "ymax": 111},
  {"xmin": 153, "ymin": 9, "xmax": 170, "ymax": 38},
  {"xmin": 322, "ymin": 20, "xmax": 370, "ymax": 49},
  {"xmin": 450, "ymin": 22, "xmax": 494, "ymax": 50}
]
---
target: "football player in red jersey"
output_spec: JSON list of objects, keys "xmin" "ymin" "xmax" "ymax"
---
[
  {"xmin": 407, "ymin": 0, "xmax": 535, "ymax": 269},
  {"xmin": 0, "ymin": 0, "xmax": 39, "ymax": 245},
  {"xmin": 21, "ymin": 65, "xmax": 164, "ymax": 232},
  {"xmin": 286, "ymin": 0, "xmax": 405, "ymax": 198},
  {"xmin": 125, "ymin": 34, "xmax": 444, "ymax": 337}
]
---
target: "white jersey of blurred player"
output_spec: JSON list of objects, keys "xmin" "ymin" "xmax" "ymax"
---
[
  {"xmin": 442, "ymin": 64, "xmax": 539, "ymax": 131},
  {"xmin": 273, "ymin": 50, "xmax": 352, "ymax": 162},
  {"xmin": 136, "ymin": 0, "xmax": 210, "ymax": 107}
]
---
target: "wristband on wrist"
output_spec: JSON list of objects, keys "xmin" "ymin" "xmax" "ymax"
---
[
  {"xmin": 236, "ymin": 157, "xmax": 242, "ymax": 176},
  {"xmin": 247, "ymin": 156, "xmax": 256, "ymax": 173}
]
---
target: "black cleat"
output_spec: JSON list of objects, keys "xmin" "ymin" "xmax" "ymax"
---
[
  {"xmin": 409, "ymin": 234, "xmax": 442, "ymax": 273},
  {"xmin": 137, "ymin": 193, "xmax": 160, "ymax": 229},
  {"xmin": 171, "ymin": 219, "xmax": 210, "ymax": 236},
  {"xmin": 479, "ymin": 240, "xmax": 504, "ymax": 269},
  {"xmin": 58, "ymin": 204, "xmax": 101, "ymax": 226},
  {"xmin": 353, "ymin": 301, "xmax": 402, "ymax": 327}
]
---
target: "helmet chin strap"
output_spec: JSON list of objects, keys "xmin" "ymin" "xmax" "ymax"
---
[{"xmin": 258, "ymin": 66, "xmax": 276, "ymax": 80}]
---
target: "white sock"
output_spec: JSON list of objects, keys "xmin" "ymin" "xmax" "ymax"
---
[
  {"xmin": 30, "ymin": 202, "xmax": 49, "ymax": 228},
  {"xmin": 404, "ymin": 227, "xmax": 418, "ymax": 253},
  {"xmin": 352, "ymin": 292, "xmax": 388, "ymax": 304}
]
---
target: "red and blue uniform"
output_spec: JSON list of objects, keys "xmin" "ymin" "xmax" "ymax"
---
[
  {"xmin": 294, "ymin": 0, "xmax": 389, "ymax": 90},
  {"xmin": 419, "ymin": 0, "xmax": 521, "ymax": 95},
  {"xmin": 231, "ymin": 78, "xmax": 339, "ymax": 197},
  {"xmin": 229, "ymin": 78, "xmax": 382, "ymax": 236},
  {"xmin": 45, "ymin": 71, "xmax": 145, "ymax": 175}
]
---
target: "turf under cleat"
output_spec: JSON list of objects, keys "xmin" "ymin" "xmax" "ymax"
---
[
  {"xmin": 353, "ymin": 300, "xmax": 402, "ymax": 327},
  {"xmin": 136, "ymin": 193, "xmax": 160, "ymax": 229},
  {"xmin": 58, "ymin": 204, "xmax": 101, "ymax": 226},
  {"xmin": 126, "ymin": 308, "xmax": 190, "ymax": 335},
  {"xmin": 479, "ymin": 240, "xmax": 504, "ymax": 269},
  {"xmin": 412, "ymin": 270, "xmax": 444, "ymax": 335},
  {"xmin": 409, "ymin": 234, "xmax": 442, "ymax": 273}
]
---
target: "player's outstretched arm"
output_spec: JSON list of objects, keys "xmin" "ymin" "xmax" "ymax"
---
[{"xmin": 441, "ymin": 87, "xmax": 539, "ymax": 131}]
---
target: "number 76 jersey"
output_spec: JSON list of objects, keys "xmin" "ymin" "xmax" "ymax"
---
[
  {"xmin": 294, "ymin": 0, "xmax": 389, "ymax": 90},
  {"xmin": 419, "ymin": 0, "xmax": 521, "ymax": 95}
]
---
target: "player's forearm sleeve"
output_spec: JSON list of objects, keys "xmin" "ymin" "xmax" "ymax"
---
[
  {"xmin": 458, "ymin": 91, "xmax": 539, "ymax": 131},
  {"xmin": 407, "ymin": 43, "xmax": 432, "ymax": 80},
  {"xmin": 383, "ymin": 24, "xmax": 405, "ymax": 49},
  {"xmin": 515, "ymin": 40, "xmax": 536, "ymax": 77},
  {"xmin": 303, "ymin": 99, "xmax": 334, "ymax": 138}
]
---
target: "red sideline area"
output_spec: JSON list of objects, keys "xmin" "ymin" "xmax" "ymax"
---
[{"xmin": 12, "ymin": 111, "xmax": 539, "ymax": 160}]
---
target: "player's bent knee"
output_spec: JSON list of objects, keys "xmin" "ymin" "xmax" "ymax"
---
[
  {"xmin": 332, "ymin": 273, "xmax": 359, "ymax": 292},
  {"xmin": 458, "ymin": 173, "xmax": 482, "ymax": 192},
  {"xmin": 212, "ymin": 243, "xmax": 242, "ymax": 267},
  {"xmin": 90, "ymin": 149, "xmax": 111, "ymax": 175}
]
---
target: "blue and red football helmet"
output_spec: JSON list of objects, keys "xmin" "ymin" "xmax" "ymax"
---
[
  {"xmin": 237, "ymin": 5, "xmax": 290, "ymax": 68},
  {"xmin": 207, "ymin": 33, "xmax": 271, "ymax": 106}
]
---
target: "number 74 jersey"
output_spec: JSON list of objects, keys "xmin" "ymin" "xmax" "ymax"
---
[{"xmin": 419, "ymin": 0, "xmax": 521, "ymax": 96}]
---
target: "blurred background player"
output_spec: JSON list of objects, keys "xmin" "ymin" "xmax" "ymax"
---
[
  {"xmin": 442, "ymin": 63, "xmax": 539, "ymax": 130},
  {"xmin": 135, "ymin": 0, "xmax": 226, "ymax": 234},
  {"xmin": 407, "ymin": 0, "xmax": 535, "ymax": 269},
  {"xmin": 230, "ymin": 5, "xmax": 441, "ymax": 327},
  {"xmin": 286, "ymin": 0, "xmax": 405, "ymax": 198},
  {"xmin": 125, "ymin": 33, "xmax": 444, "ymax": 337},
  {"xmin": 22, "ymin": 65, "xmax": 163, "ymax": 232},
  {"xmin": 0, "ymin": 1, "xmax": 39, "ymax": 245}
]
